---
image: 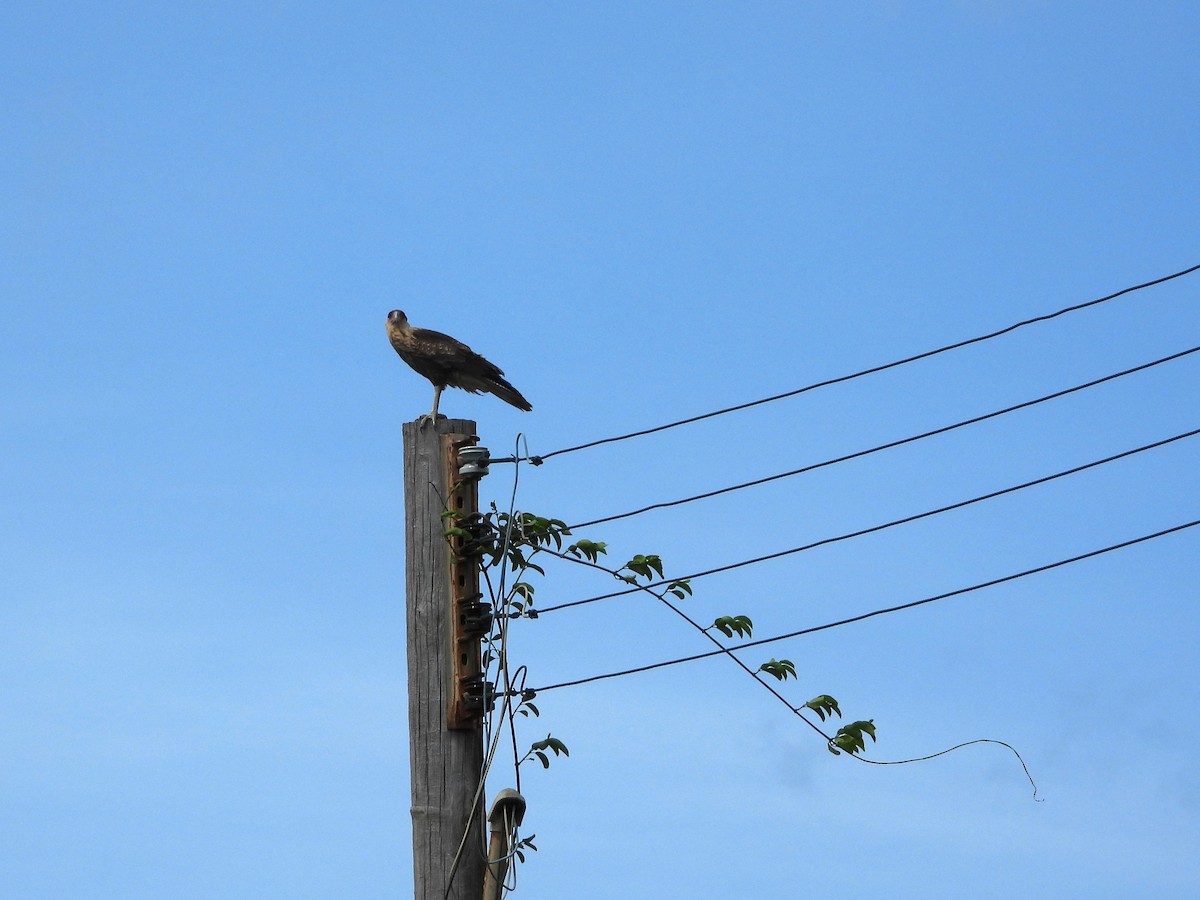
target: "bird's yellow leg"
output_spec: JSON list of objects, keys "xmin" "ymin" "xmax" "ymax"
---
[{"xmin": 419, "ymin": 384, "xmax": 443, "ymax": 427}]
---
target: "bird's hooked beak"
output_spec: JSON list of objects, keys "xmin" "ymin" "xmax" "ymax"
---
[{"xmin": 387, "ymin": 309, "xmax": 407, "ymax": 326}]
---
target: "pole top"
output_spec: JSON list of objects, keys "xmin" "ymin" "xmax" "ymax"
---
[{"xmin": 401, "ymin": 416, "xmax": 477, "ymax": 437}]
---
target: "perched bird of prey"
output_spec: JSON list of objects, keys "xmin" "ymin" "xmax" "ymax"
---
[{"xmin": 386, "ymin": 309, "xmax": 532, "ymax": 423}]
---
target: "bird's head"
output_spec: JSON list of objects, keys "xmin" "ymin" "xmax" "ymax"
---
[{"xmin": 387, "ymin": 309, "xmax": 409, "ymax": 327}]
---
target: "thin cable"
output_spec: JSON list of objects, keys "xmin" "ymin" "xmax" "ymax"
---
[
  {"xmin": 499, "ymin": 436, "xmax": 529, "ymax": 795},
  {"xmin": 529, "ymin": 517, "xmax": 1200, "ymax": 693},
  {"xmin": 528, "ymin": 542, "xmax": 836, "ymax": 743},
  {"xmin": 851, "ymin": 738, "xmax": 1040, "ymax": 799},
  {"xmin": 540, "ymin": 424, "xmax": 1200, "ymax": 613},
  {"xmin": 570, "ymin": 344, "xmax": 1200, "ymax": 529},
  {"xmin": 445, "ymin": 694, "xmax": 512, "ymax": 900},
  {"xmin": 447, "ymin": 435, "xmax": 527, "ymax": 898},
  {"xmin": 530, "ymin": 541, "xmax": 1038, "ymax": 793},
  {"xmin": 530, "ymin": 262, "xmax": 1200, "ymax": 462}
]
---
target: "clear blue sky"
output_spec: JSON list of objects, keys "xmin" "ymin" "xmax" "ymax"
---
[{"xmin": 3, "ymin": 3, "xmax": 1198, "ymax": 898}]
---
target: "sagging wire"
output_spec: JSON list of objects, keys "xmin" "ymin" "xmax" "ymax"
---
[
  {"xmin": 496, "ymin": 435, "xmax": 532, "ymax": 793},
  {"xmin": 526, "ymin": 517, "xmax": 1200, "ymax": 693},
  {"xmin": 493, "ymin": 803, "xmax": 524, "ymax": 897},
  {"xmin": 446, "ymin": 434, "xmax": 530, "ymax": 899},
  {"xmin": 496, "ymin": 261, "xmax": 1200, "ymax": 465},
  {"xmin": 537, "ymin": 424, "xmax": 1200, "ymax": 614},
  {"xmin": 476, "ymin": 434, "xmax": 533, "ymax": 795},
  {"xmin": 445, "ymin": 695, "xmax": 513, "ymax": 899},
  {"xmin": 522, "ymin": 541, "xmax": 1040, "ymax": 796},
  {"xmin": 566, "ymin": 343, "xmax": 1200, "ymax": 529},
  {"xmin": 525, "ymin": 542, "xmax": 837, "ymax": 745}
]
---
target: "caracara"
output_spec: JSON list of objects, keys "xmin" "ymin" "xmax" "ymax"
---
[{"xmin": 386, "ymin": 309, "xmax": 532, "ymax": 423}]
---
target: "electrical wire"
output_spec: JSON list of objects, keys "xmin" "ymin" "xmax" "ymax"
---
[
  {"xmin": 446, "ymin": 435, "xmax": 528, "ymax": 899},
  {"xmin": 526, "ymin": 541, "xmax": 837, "ymax": 743},
  {"xmin": 528, "ymin": 534, "xmax": 1041, "ymax": 792},
  {"xmin": 537, "ymin": 424, "xmax": 1200, "ymax": 614},
  {"xmin": 524, "ymin": 262, "xmax": 1200, "ymax": 463},
  {"xmin": 526, "ymin": 517, "xmax": 1200, "ymax": 693},
  {"xmin": 569, "ymin": 343, "xmax": 1200, "ymax": 529}
]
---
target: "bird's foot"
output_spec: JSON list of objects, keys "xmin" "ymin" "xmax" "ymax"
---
[{"xmin": 416, "ymin": 412, "xmax": 447, "ymax": 428}]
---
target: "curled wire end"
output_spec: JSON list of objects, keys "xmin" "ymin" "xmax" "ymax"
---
[{"xmin": 854, "ymin": 738, "xmax": 1041, "ymax": 801}]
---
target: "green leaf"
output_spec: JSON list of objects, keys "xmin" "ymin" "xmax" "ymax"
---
[
  {"xmin": 623, "ymin": 553, "xmax": 665, "ymax": 581},
  {"xmin": 667, "ymin": 580, "xmax": 692, "ymax": 599},
  {"xmin": 804, "ymin": 695, "xmax": 842, "ymax": 721},
  {"xmin": 529, "ymin": 734, "xmax": 568, "ymax": 761},
  {"xmin": 568, "ymin": 539, "xmax": 608, "ymax": 563},
  {"xmin": 757, "ymin": 658, "xmax": 797, "ymax": 681},
  {"xmin": 832, "ymin": 720, "xmax": 877, "ymax": 756},
  {"xmin": 710, "ymin": 616, "xmax": 752, "ymax": 639}
]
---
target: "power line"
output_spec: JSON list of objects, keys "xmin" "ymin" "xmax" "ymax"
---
[
  {"xmin": 536, "ymin": 424, "xmax": 1200, "ymax": 614},
  {"xmin": 527, "ymin": 262, "xmax": 1200, "ymax": 463},
  {"xmin": 528, "ymin": 517, "xmax": 1200, "ymax": 693},
  {"xmin": 569, "ymin": 344, "xmax": 1200, "ymax": 529},
  {"xmin": 520, "ymin": 537, "xmax": 1041, "ymax": 792},
  {"xmin": 543, "ymin": 425, "xmax": 1200, "ymax": 612},
  {"xmin": 522, "ymin": 539, "xmax": 840, "ymax": 745}
]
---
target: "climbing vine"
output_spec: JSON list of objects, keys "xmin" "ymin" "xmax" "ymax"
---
[
  {"xmin": 444, "ymin": 506, "xmax": 881, "ymax": 775},
  {"xmin": 443, "ymin": 500, "xmax": 1035, "ymax": 890}
]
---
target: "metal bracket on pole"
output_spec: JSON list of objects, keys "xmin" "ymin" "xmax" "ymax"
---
[{"xmin": 443, "ymin": 433, "xmax": 495, "ymax": 730}]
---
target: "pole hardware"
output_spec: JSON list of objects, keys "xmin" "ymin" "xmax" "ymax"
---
[
  {"xmin": 457, "ymin": 594, "xmax": 494, "ymax": 637},
  {"xmin": 444, "ymin": 433, "xmax": 491, "ymax": 731},
  {"xmin": 459, "ymin": 674, "xmax": 496, "ymax": 716},
  {"xmin": 481, "ymin": 789, "xmax": 527, "ymax": 900},
  {"xmin": 457, "ymin": 444, "xmax": 491, "ymax": 479}
]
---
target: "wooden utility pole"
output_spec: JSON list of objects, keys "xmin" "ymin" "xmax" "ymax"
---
[{"xmin": 403, "ymin": 417, "xmax": 486, "ymax": 900}]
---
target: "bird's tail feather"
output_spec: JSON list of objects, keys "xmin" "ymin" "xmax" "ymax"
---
[{"xmin": 486, "ymin": 377, "xmax": 533, "ymax": 412}]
